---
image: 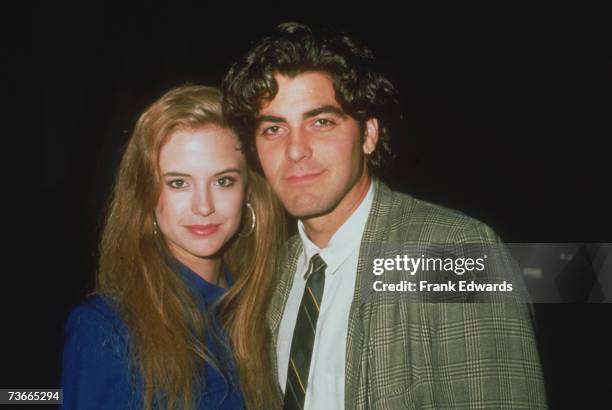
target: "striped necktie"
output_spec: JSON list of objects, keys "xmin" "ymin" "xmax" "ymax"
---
[{"xmin": 283, "ymin": 253, "xmax": 327, "ymax": 410}]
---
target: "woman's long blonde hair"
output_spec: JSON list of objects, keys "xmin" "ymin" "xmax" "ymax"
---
[{"xmin": 96, "ymin": 84, "xmax": 285, "ymax": 409}]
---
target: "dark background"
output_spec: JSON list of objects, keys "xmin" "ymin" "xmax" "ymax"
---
[{"xmin": 6, "ymin": 3, "xmax": 610, "ymax": 408}]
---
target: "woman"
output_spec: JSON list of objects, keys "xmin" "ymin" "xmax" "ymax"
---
[{"xmin": 61, "ymin": 85, "xmax": 285, "ymax": 409}]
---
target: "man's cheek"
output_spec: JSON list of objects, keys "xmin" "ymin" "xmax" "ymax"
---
[{"xmin": 256, "ymin": 151, "xmax": 273, "ymax": 175}]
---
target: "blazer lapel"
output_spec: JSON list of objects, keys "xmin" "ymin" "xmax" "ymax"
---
[
  {"xmin": 344, "ymin": 179, "xmax": 395, "ymax": 408},
  {"xmin": 268, "ymin": 238, "xmax": 304, "ymax": 390}
]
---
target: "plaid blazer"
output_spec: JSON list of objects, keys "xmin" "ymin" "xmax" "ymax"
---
[{"xmin": 268, "ymin": 180, "xmax": 547, "ymax": 409}]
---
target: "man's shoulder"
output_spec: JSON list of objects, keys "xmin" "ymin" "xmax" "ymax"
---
[
  {"xmin": 283, "ymin": 183, "xmax": 501, "ymax": 248},
  {"xmin": 375, "ymin": 183, "xmax": 499, "ymax": 243},
  {"xmin": 388, "ymin": 188, "xmax": 477, "ymax": 226}
]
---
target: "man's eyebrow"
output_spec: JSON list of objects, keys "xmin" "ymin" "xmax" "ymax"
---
[
  {"xmin": 255, "ymin": 115, "xmax": 285, "ymax": 127},
  {"xmin": 254, "ymin": 105, "xmax": 347, "ymax": 127},
  {"xmin": 303, "ymin": 105, "xmax": 347, "ymax": 119}
]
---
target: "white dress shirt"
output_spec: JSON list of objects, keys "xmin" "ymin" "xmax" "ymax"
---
[{"xmin": 277, "ymin": 181, "xmax": 375, "ymax": 410}]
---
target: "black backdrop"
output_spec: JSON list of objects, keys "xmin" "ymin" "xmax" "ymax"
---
[{"xmin": 8, "ymin": 3, "xmax": 611, "ymax": 409}]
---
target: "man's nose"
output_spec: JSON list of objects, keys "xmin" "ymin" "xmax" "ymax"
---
[{"xmin": 285, "ymin": 129, "xmax": 312, "ymax": 162}]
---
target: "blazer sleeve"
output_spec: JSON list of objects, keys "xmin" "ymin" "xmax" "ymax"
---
[
  {"xmin": 60, "ymin": 297, "xmax": 141, "ymax": 410},
  {"xmin": 439, "ymin": 222, "xmax": 547, "ymax": 408}
]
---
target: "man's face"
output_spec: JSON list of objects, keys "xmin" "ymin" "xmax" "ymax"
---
[{"xmin": 255, "ymin": 71, "xmax": 377, "ymax": 219}]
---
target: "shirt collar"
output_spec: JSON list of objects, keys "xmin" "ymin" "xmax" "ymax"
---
[{"xmin": 297, "ymin": 180, "xmax": 375, "ymax": 277}]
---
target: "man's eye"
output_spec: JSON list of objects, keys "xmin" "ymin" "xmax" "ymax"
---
[
  {"xmin": 168, "ymin": 179, "xmax": 187, "ymax": 189},
  {"xmin": 314, "ymin": 118, "xmax": 335, "ymax": 127},
  {"xmin": 216, "ymin": 176, "xmax": 235, "ymax": 187},
  {"xmin": 262, "ymin": 125, "xmax": 281, "ymax": 135}
]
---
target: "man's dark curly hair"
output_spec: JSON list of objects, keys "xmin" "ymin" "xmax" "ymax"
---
[{"xmin": 221, "ymin": 22, "xmax": 400, "ymax": 175}]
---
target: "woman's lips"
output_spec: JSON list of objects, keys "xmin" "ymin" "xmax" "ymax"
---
[
  {"xmin": 284, "ymin": 170, "xmax": 325, "ymax": 184},
  {"xmin": 185, "ymin": 224, "xmax": 220, "ymax": 236}
]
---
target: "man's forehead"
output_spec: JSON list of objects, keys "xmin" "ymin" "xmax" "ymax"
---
[{"xmin": 257, "ymin": 71, "xmax": 342, "ymax": 115}]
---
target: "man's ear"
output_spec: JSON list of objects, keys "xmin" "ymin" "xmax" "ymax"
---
[{"xmin": 362, "ymin": 118, "xmax": 380, "ymax": 155}]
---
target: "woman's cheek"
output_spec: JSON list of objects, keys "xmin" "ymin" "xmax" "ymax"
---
[
  {"xmin": 158, "ymin": 191, "xmax": 189, "ymax": 224},
  {"xmin": 221, "ymin": 190, "xmax": 244, "ymax": 224}
]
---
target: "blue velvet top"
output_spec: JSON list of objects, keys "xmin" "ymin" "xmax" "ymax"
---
[{"xmin": 60, "ymin": 263, "xmax": 246, "ymax": 409}]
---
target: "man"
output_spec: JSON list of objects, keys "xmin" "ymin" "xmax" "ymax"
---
[{"xmin": 222, "ymin": 23, "xmax": 546, "ymax": 409}]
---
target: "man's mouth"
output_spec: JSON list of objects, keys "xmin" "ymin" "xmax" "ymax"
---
[{"xmin": 284, "ymin": 170, "xmax": 325, "ymax": 184}]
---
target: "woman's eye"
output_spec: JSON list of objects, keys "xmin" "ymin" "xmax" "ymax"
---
[
  {"xmin": 216, "ymin": 176, "xmax": 235, "ymax": 187},
  {"xmin": 168, "ymin": 179, "xmax": 186, "ymax": 189}
]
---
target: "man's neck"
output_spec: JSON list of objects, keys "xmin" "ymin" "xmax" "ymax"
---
[{"xmin": 301, "ymin": 173, "xmax": 371, "ymax": 248}]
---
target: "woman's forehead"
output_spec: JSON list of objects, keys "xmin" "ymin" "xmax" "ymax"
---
[{"xmin": 159, "ymin": 126, "xmax": 246, "ymax": 174}]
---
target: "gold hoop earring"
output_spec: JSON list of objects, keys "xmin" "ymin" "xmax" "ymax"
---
[{"xmin": 239, "ymin": 202, "xmax": 256, "ymax": 237}]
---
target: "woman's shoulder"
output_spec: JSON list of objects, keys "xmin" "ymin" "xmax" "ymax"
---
[
  {"xmin": 67, "ymin": 294, "xmax": 120, "ymax": 323},
  {"xmin": 64, "ymin": 294, "xmax": 128, "ymax": 346},
  {"xmin": 61, "ymin": 295, "xmax": 142, "ymax": 408}
]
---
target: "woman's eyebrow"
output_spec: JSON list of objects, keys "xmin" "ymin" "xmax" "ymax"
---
[
  {"xmin": 162, "ymin": 172, "xmax": 190, "ymax": 177},
  {"xmin": 214, "ymin": 168, "xmax": 242, "ymax": 176}
]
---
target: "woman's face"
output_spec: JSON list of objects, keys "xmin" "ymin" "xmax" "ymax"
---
[{"xmin": 155, "ymin": 125, "xmax": 247, "ymax": 265}]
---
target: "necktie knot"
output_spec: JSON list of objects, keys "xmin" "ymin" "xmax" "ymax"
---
[{"xmin": 308, "ymin": 254, "xmax": 327, "ymax": 279}]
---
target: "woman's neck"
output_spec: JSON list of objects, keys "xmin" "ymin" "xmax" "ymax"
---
[{"xmin": 176, "ymin": 253, "xmax": 224, "ymax": 287}]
